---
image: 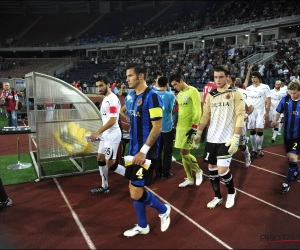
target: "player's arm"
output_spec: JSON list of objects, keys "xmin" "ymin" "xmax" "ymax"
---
[
  {"xmin": 186, "ymin": 89, "xmax": 202, "ymax": 139},
  {"xmin": 264, "ymin": 96, "xmax": 271, "ymax": 118},
  {"xmin": 192, "ymin": 90, "xmax": 202, "ymax": 125},
  {"xmin": 243, "ymin": 65, "xmax": 252, "ymax": 88},
  {"xmin": 134, "ymin": 117, "xmax": 162, "ymax": 165},
  {"xmin": 271, "ymin": 112, "xmax": 282, "ymax": 127},
  {"xmin": 198, "ymin": 93, "xmax": 211, "ymax": 129},
  {"xmin": 120, "ymin": 105, "xmax": 130, "ymax": 121},
  {"xmin": 234, "ymin": 90, "xmax": 245, "ymax": 133},
  {"xmin": 246, "ymin": 104, "xmax": 254, "ymax": 117},
  {"xmin": 225, "ymin": 91, "xmax": 245, "ymax": 154},
  {"xmin": 117, "ymin": 84, "xmax": 126, "ymax": 97},
  {"xmin": 91, "ymin": 106, "xmax": 118, "ymax": 139},
  {"xmin": 192, "ymin": 93, "xmax": 211, "ymax": 148}
]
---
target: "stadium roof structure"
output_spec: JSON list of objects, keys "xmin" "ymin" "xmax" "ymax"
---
[{"xmin": 0, "ymin": 0, "xmax": 177, "ymax": 15}]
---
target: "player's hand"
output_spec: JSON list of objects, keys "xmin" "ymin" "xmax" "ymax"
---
[
  {"xmin": 270, "ymin": 121, "xmax": 278, "ymax": 127},
  {"xmin": 186, "ymin": 127, "xmax": 197, "ymax": 140},
  {"xmin": 193, "ymin": 130, "xmax": 202, "ymax": 149},
  {"xmin": 225, "ymin": 134, "xmax": 240, "ymax": 155},
  {"xmin": 133, "ymin": 152, "xmax": 146, "ymax": 166},
  {"xmin": 91, "ymin": 131, "xmax": 100, "ymax": 140}
]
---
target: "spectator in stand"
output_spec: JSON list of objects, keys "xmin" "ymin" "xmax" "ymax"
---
[
  {"xmin": 75, "ymin": 80, "xmax": 81, "ymax": 91},
  {"xmin": 112, "ymin": 79, "xmax": 126, "ymax": 96},
  {"xmin": 82, "ymin": 82, "xmax": 88, "ymax": 94},
  {"xmin": 0, "ymin": 82, "xmax": 19, "ymax": 127}
]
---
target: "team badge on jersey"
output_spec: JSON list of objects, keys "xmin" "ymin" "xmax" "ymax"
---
[
  {"xmin": 138, "ymin": 98, "xmax": 143, "ymax": 106},
  {"xmin": 226, "ymin": 93, "xmax": 231, "ymax": 100}
]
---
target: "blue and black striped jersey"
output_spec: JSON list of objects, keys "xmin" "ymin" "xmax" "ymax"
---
[
  {"xmin": 128, "ymin": 88, "xmax": 163, "ymax": 159},
  {"xmin": 277, "ymin": 95, "xmax": 300, "ymax": 139}
]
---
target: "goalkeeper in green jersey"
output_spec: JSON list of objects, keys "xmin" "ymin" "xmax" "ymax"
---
[{"xmin": 170, "ymin": 73, "xmax": 203, "ymax": 188}]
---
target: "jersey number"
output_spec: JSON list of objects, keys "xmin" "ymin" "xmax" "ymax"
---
[
  {"xmin": 292, "ymin": 143, "xmax": 297, "ymax": 150},
  {"xmin": 105, "ymin": 148, "xmax": 111, "ymax": 156},
  {"xmin": 205, "ymin": 152, "xmax": 210, "ymax": 161},
  {"xmin": 136, "ymin": 168, "xmax": 143, "ymax": 179}
]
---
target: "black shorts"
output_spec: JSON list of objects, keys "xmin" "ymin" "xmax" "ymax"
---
[
  {"xmin": 284, "ymin": 138, "xmax": 300, "ymax": 155},
  {"xmin": 124, "ymin": 159, "xmax": 156, "ymax": 187},
  {"xmin": 203, "ymin": 142, "xmax": 231, "ymax": 165}
]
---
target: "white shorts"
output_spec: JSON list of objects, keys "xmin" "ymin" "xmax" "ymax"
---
[
  {"xmin": 247, "ymin": 108, "xmax": 265, "ymax": 130},
  {"xmin": 239, "ymin": 123, "xmax": 247, "ymax": 146},
  {"xmin": 98, "ymin": 130, "xmax": 122, "ymax": 160},
  {"xmin": 269, "ymin": 106, "xmax": 277, "ymax": 122}
]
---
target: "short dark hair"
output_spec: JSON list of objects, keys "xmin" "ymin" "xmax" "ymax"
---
[
  {"xmin": 116, "ymin": 79, "xmax": 122, "ymax": 84},
  {"xmin": 126, "ymin": 63, "xmax": 148, "ymax": 79},
  {"xmin": 153, "ymin": 71, "xmax": 163, "ymax": 80},
  {"xmin": 95, "ymin": 75, "xmax": 111, "ymax": 85},
  {"xmin": 213, "ymin": 65, "xmax": 229, "ymax": 76},
  {"xmin": 94, "ymin": 101, "xmax": 101, "ymax": 108},
  {"xmin": 229, "ymin": 75, "xmax": 236, "ymax": 82},
  {"xmin": 251, "ymin": 71, "xmax": 261, "ymax": 79},
  {"xmin": 158, "ymin": 76, "xmax": 169, "ymax": 88},
  {"xmin": 170, "ymin": 73, "xmax": 183, "ymax": 83}
]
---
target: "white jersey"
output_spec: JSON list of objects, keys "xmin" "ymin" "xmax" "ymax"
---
[
  {"xmin": 270, "ymin": 89, "xmax": 286, "ymax": 109},
  {"xmin": 100, "ymin": 93, "xmax": 121, "ymax": 135},
  {"xmin": 280, "ymin": 85, "xmax": 288, "ymax": 95},
  {"xmin": 246, "ymin": 83, "xmax": 271, "ymax": 109},
  {"xmin": 237, "ymin": 88, "xmax": 250, "ymax": 107}
]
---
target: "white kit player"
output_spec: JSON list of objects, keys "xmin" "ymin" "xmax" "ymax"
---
[
  {"xmin": 277, "ymin": 78, "xmax": 289, "ymax": 136},
  {"xmin": 90, "ymin": 76, "xmax": 126, "ymax": 194},
  {"xmin": 246, "ymin": 71, "xmax": 271, "ymax": 158},
  {"xmin": 269, "ymin": 80, "xmax": 287, "ymax": 142},
  {"xmin": 228, "ymin": 77, "xmax": 254, "ymax": 167}
]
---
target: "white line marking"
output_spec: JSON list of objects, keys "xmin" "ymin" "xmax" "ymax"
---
[
  {"xmin": 264, "ymin": 150, "xmax": 300, "ymax": 162},
  {"xmin": 173, "ymin": 161, "xmax": 300, "ymax": 219},
  {"xmin": 231, "ymin": 159, "xmax": 286, "ymax": 178},
  {"xmin": 264, "ymin": 150, "xmax": 287, "ymax": 158},
  {"xmin": 145, "ymin": 187, "xmax": 233, "ymax": 250},
  {"xmin": 53, "ymin": 178, "xmax": 96, "ymax": 250}
]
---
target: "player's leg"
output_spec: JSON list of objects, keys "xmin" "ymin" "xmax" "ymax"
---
[
  {"xmin": 91, "ymin": 141, "xmax": 109, "ymax": 194},
  {"xmin": 281, "ymin": 139, "xmax": 300, "ymax": 193},
  {"xmin": 239, "ymin": 124, "xmax": 251, "ymax": 167},
  {"xmin": 247, "ymin": 111, "xmax": 258, "ymax": 156},
  {"xmin": 105, "ymin": 141, "xmax": 126, "ymax": 176},
  {"xmin": 175, "ymin": 127, "xmax": 200, "ymax": 187},
  {"xmin": 124, "ymin": 162, "xmax": 170, "ymax": 237},
  {"xmin": 161, "ymin": 130, "xmax": 174, "ymax": 179},
  {"xmin": 204, "ymin": 143, "xmax": 223, "ymax": 209},
  {"xmin": 278, "ymin": 114, "xmax": 284, "ymax": 135},
  {"xmin": 217, "ymin": 144, "xmax": 236, "ymax": 209}
]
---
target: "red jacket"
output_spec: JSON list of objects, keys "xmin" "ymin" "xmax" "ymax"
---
[{"xmin": 1, "ymin": 90, "xmax": 18, "ymax": 111}]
